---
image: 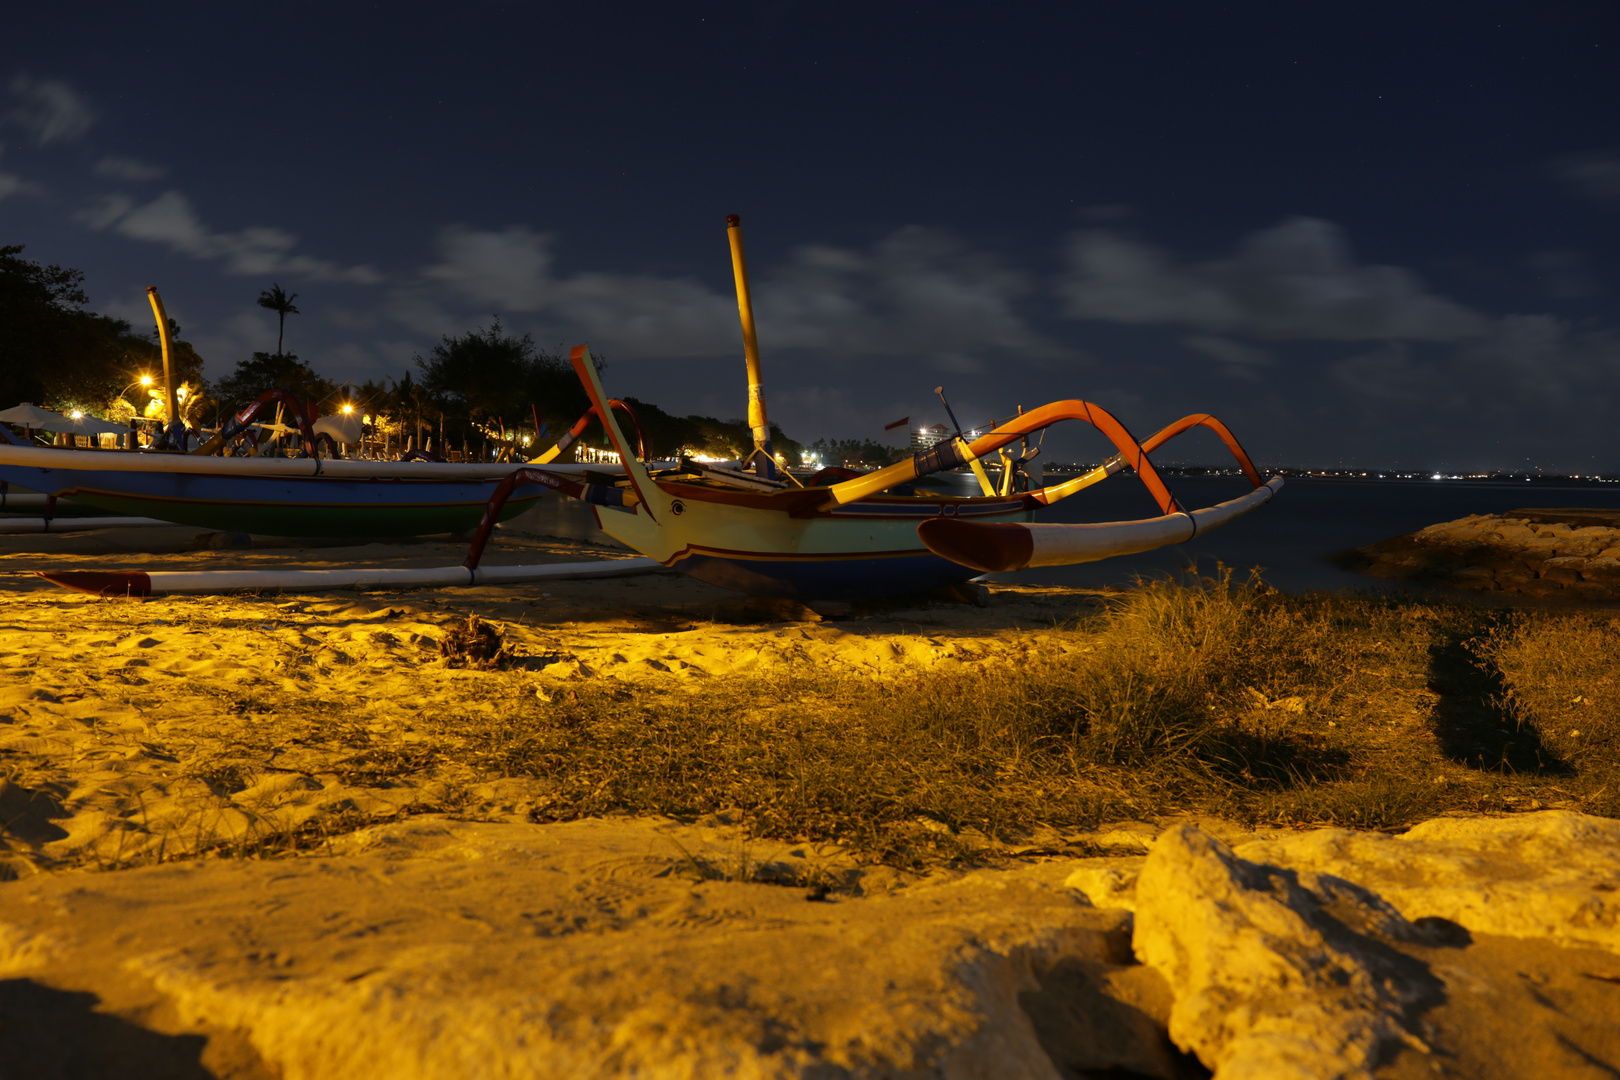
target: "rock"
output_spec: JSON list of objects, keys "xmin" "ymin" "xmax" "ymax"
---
[
  {"xmin": 0, "ymin": 816, "xmax": 1168, "ymax": 1080},
  {"xmin": 1581, "ymin": 556, "xmax": 1620, "ymax": 583},
  {"xmin": 1235, "ymin": 811, "xmax": 1620, "ymax": 953},
  {"xmin": 1131, "ymin": 824, "xmax": 1439, "ymax": 1080},
  {"xmin": 1064, "ymin": 814, "xmax": 1620, "ymax": 1078},
  {"xmin": 1340, "ymin": 512, "xmax": 1620, "ymax": 601}
]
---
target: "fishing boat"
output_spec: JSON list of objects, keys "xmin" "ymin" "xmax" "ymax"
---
[
  {"xmin": 457, "ymin": 216, "xmax": 1282, "ymax": 601},
  {"xmin": 0, "ymin": 439, "xmax": 575, "ymax": 537},
  {"xmin": 0, "ymin": 289, "xmax": 592, "ymax": 538}
]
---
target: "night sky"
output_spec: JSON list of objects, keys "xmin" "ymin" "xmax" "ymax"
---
[{"xmin": 3, "ymin": 2, "xmax": 1617, "ymax": 471}]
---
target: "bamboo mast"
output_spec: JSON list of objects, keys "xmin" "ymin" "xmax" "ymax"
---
[
  {"xmin": 726, "ymin": 214, "xmax": 775, "ymax": 478},
  {"xmin": 145, "ymin": 287, "xmax": 181, "ymax": 436}
]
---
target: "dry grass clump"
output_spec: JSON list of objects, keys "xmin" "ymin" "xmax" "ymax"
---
[
  {"xmin": 1482, "ymin": 613, "xmax": 1620, "ymax": 767},
  {"xmin": 408, "ymin": 569, "xmax": 1583, "ymax": 864},
  {"xmin": 440, "ymin": 614, "xmax": 513, "ymax": 669}
]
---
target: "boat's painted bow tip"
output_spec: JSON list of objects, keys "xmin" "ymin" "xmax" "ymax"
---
[
  {"xmin": 37, "ymin": 571, "xmax": 153, "ymax": 597},
  {"xmin": 917, "ymin": 518, "xmax": 1034, "ymax": 574}
]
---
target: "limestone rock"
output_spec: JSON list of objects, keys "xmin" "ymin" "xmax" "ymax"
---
[
  {"xmin": 1336, "ymin": 512, "xmax": 1620, "ymax": 600},
  {"xmin": 0, "ymin": 816, "xmax": 1173, "ymax": 1080},
  {"xmin": 1235, "ymin": 810, "xmax": 1620, "ymax": 953},
  {"xmin": 1131, "ymin": 824, "xmax": 1438, "ymax": 1080}
]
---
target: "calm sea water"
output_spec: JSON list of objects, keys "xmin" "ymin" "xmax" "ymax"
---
[
  {"xmin": 512, "ymin": 472, "xmax": 1620, "ymax": 595},
  {"xmin": 982, "ymin": 473, "xmax": 1620, "ymax": 593}
]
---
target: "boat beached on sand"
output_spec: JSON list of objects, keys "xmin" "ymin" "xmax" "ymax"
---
[
  {"xmin": 458, "ymin": 216, "xmax": 1282, "ymax": 601},
  {"xmin": 20, "ymin": 217, "xmax": 1280, "ymax": 600},
  {"xmin": 0, "ymin": 289, "xmax": 574, "ymax": 538}
]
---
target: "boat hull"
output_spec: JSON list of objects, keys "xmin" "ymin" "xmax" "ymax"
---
[
  {"xmin": 594, "ymin": 483, "xmax": 1035, "ymax": 599},
  {"xmin": 0, "ymin": 451, "xmax": 547, "ymax": 537}
]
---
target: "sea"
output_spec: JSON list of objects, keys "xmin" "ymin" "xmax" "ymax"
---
[
  {"xmin": 512, "ymin": 472, "xmax": 1620, "ymax": 596},
  {"xmin": 978, "ymin": 473, "xmax": 1620, "ymax": 594}
]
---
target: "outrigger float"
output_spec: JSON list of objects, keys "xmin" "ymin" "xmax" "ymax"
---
[{"xmin": 19, "ymin": 216, "xmax": 1279, "ymax": 600}]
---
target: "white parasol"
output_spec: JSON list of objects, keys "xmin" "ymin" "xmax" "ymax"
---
[
  {"xmin": 0, "ymin": 402, "xmax": 67, "ymax": 428},
  {"xmin": 67, "ymin": 413, "xmax": 133, "ymax": 436}
]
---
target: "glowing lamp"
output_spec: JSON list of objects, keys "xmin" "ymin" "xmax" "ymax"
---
[
  {"xmin": 341, "ymin": 403, "xmax": 354, "ymax": 414},
  {"xmin": 70, "ymin": 410, "xmax": 84, "ymax": 419},
  {"xmin": 139, "ymin": 375, "xmax": 153, "ymax": 386}
]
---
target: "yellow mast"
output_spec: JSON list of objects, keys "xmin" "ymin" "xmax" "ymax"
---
[
  {"xmin": 726, "ymin": 214, "xmax": 774, "ymax": 477},
  {"xmin": 145, "ymin": 287, "xmax": 180, "ymax": 432}
]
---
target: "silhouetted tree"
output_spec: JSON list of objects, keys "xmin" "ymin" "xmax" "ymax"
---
[
  {"xmin": 414, "ymin": 318, "xmax": 588, "ymax": 450},
  {"xmin": 0, "ymin": 244, "xmax": 205, "ymax": 414},
  {"xmin": 213, "ymin": 351, "xmax": 335, "ymax": 411},
  {"xmin": 256, "ymin": 283, "xmax": 300, "ymax": 355},
  {"xmin": 809, "ymin": 438, "xmax": 904, "ymax": 469}
]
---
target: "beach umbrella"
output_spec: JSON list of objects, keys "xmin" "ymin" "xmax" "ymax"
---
[
  {"xmin": 313, "ymin": 411, "xmax": 363, "ymax": 444},
  {"xmin": 67, "ymin": 414, "xmax": 131, "ymax": 436},
  {"xmin": 0, "ymin": 402, "xmax": 66, "ymax": 427}
]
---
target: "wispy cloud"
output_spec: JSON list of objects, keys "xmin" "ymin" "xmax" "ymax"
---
[
  {"xmin": 0, "ymin": 151, "xmax": 35, "ymax": 203},
  {"xmin": 1059, "ymin": 217, "xmax": 1489, "ymax": 341},
  {"xmin": 77, "ymin": 190, "xmax": 383, "ymax": 284},
  {"xmin": 5, "ymin": 74, "xmax": 94, "ymax": 145},
  {"xmin": 1180, "ymin": 334, "xmax": 1273, "ymax": 380},
  {"xmin": 417, "ymin": 223, "xmax": 1065, "ymax": 364},
  {"xmin": 94, "ymin": 155, "xmax": 166, "ymax": 182},
  {"xmin": 1551, "ymin": 149, "xmax": 1620, "ymax": 209},
  {"xmin": 1527, "ymin": 249, "xmax": 1603, "ymax": 300}
]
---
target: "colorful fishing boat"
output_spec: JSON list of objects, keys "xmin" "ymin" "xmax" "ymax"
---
[
  {"xmin": 0, "ymin": 440, "xmax": 569, "ymax": 537},
  {"xmin": 458, "ymin": 216, "xmax": 1282, "ymax": 601},
  {"xmin": 0, "ymin": 289, "xmax": 578, "ymax": 538}
]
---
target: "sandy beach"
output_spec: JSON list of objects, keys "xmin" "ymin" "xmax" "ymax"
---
[{"xmin": 4, "ymin": 513, "xmax": 1620, "ymax": 1078}]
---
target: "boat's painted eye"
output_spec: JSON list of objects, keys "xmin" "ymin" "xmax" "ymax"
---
[{"xmin": 671, "ymin": 500, "xmax": 686, "ymax": 516}]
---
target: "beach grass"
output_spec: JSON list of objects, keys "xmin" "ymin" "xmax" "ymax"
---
[
  {"xmin": 7, "ymin": 572, "xmax": 1619, "ymax": 875},
  {"xmin": 400, "ymin": 571, "xmax": 1620, "ymax": 865}
]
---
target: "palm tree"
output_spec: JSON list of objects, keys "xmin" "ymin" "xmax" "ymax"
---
[{"xmin": 256, "ymin": 284, "xmax": 300, "ymax": 356}]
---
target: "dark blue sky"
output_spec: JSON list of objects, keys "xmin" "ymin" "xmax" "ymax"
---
[{"xmin": 3, "ymin": 1, "xmax": 1617, "ymax": 470}]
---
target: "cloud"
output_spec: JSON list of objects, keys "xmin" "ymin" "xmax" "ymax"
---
[
  {"xmin": 1059, "ymin": 217, "xmax": 1489, "ymax": 341},
  {"xmin": 1527, "ymin": 249, "xmax": 1603, "ymax": 300},
  {"xmin": 6, "ymin": 75, "xmax": 94, "ymax": 144},
  {"xmin": 1180, "ymin": 334, "xmax": 1273, "ymax": 380},
  {"xmin": 1551, "ymin": 150, "xmax": 1620, "ymax": 209},
  {"xmin": 419, "ymin": 223, "xmax": 1063, "ymax": 364},
  {"xmin": 1326, "ymin": 315, "xmax": 1620, "ymax": 428},
  {"xmin": 77, "ymin": 191, "xmax": 382, "ymax": 284},
  {"xmin": 94, "ymin": 155, "xmax": 167, "ymax": 181},
  {"xmin": 1329, "ymin": 342, "xmax": 1441, "ymax": 405},
  {"xmin": 0, "ymin": 152, "xmax": 35, "ymax": 203}
]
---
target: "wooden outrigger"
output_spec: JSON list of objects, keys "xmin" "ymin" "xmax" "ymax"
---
[{"xmin": 460, "ymin": 216, "xmax": 1282, "ymax": 601}]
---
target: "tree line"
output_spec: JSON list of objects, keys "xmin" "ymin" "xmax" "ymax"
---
[{"xmin": 0, "ymin": 244, "xmax": 903, "ymax": 465}]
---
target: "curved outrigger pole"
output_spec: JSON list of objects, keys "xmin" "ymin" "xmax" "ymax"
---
[{"xmin": 526, "ymin": 398, "xmax": 648, "ymax": 465}]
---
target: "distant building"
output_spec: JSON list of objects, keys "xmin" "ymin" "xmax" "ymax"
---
[
  {"xmin": 911, "ymin": 424, "xmax": 951, "ymax": 451},
  {"xmin": 574, "ymin": 444, "xmax": 621, "ymax": 464}
]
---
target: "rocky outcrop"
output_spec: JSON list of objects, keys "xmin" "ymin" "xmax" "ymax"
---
[
  {"xmin": 1335, "ymin": 509, "xmax": 1620, "ymax": 599},
  {"xmin": 0, "ymin": 817, "xmax": 1177, "ymax": 1080},
  {"xmin": 4, "ymin": 812, "xmax": 1619, "ymax": 1079},
  {"xmin": 1132, "ymin": 825, "xmax": 1442, "ymax": 1080},
  {"xmin": 1072, "ymin": 810, "xmax": 1620, "ymax": 1079}
]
